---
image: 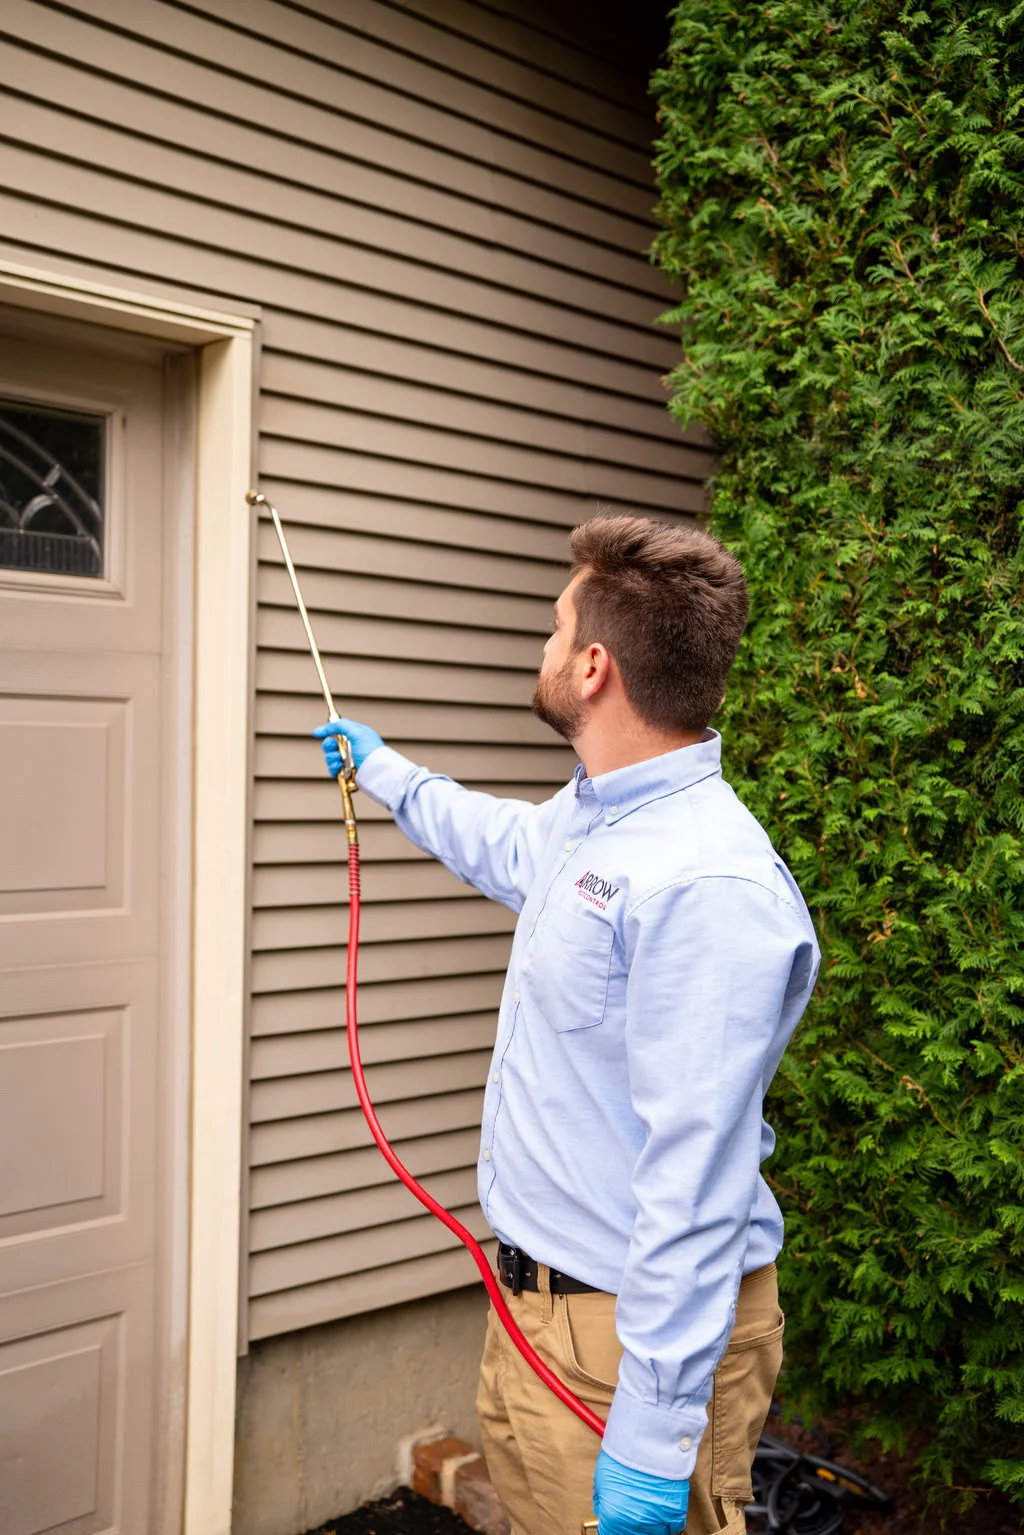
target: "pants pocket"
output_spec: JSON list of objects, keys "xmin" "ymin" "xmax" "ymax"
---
[
  {"xmin": 556, "ymin": 1291, "xmax": 620, "ymax": 1396},
  {"xmin": 710, "ymin": 1315, "xmax": 785, "ymax": 1503}
]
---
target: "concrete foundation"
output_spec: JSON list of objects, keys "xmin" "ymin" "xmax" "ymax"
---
[{"xmin": 232, "ymin": 1285, "xmax": 490, "ymax": 1535}]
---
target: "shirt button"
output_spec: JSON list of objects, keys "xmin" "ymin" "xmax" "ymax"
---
[
  {"xmin": 483, "ymin": 1149, "xmax": 491, "ymax": 1162},
  {"xmin": 564, "ymin": 840, "xmax": 573, "ymax": 852},
  {"xmin": 492, "ymin": 1072, "xmax": 500, "ymax": 1084},
  {"xmin": 513, "ymin": 991, "xmax": 520, "ymax": 1003},
  {"xmin": 609, "ymin": 805, "xmax": 618, "ymax": 815},
  {"xmin": 680, "ymin": 1436, "xmax": 691, "ymax": 1451}
]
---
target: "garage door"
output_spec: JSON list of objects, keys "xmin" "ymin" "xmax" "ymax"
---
[{"xmin": 0, "ymin": 325, "xmax": 172, "ymax": 1535}]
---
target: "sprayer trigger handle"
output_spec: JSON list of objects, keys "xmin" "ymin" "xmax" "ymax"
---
[{"xmin": 324, "ymin": 713, "xmax": 357, "ymax": 787}]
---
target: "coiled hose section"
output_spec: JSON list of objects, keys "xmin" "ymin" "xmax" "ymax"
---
[{"xmin": 344, "ymin": 836, "xmax": 606, "ymax": 1438}]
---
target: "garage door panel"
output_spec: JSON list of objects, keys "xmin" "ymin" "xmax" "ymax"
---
[
  {"xmin": 0, "ymin": 1265, "xmax": 154, "ymax": 1535},
  {"xmin": 0, "ymin": 982, "xmax": 156, "ymax": 1291},
  {"xmin": 0, "ymin": 654, "xmax": 161, "ymax": 968},
  {"xmin": 0, "ymin": 694, "xmax": 125, "ymax": 916},
  {"xmin": 0, "ymin": 1008, "xmax": 121, "ymax": 1237}
]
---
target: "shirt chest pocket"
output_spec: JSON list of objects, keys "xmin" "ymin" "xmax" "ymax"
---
[{"xmin": 523, "ymin": 902, "xmax": 615, "ymax": 1033}]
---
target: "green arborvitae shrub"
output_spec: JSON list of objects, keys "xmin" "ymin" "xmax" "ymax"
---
[{"xmin": 652, "ymin": 0, "xmax": 1024, "ymax": 1509}]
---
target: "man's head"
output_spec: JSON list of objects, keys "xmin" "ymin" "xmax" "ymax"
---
[{"xmin": 532, "ymin": 515, "xmax": 749, "ymax": 751}]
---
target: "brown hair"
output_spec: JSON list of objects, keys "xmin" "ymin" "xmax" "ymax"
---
[{"xmin": 568, "ymin": 514, "xmax": 749, "ymax": 732}]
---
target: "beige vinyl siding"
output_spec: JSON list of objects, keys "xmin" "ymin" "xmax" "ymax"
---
[{"xmin": 0, "ymin": 0, "xmax": 713, "ymax": 1344}]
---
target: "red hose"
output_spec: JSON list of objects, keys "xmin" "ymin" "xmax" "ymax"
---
[{"xmin": 344, "ymin": 839, "xmax": 606, "ymax": 1438}]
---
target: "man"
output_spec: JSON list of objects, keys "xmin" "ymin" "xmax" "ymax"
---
[{"xmin": 316, "ymin": 516, "xmax": 819, "ymax": 1535}]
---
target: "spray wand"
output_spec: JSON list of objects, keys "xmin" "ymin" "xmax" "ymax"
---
[{"xmin": 247, "ymin": 491, "xmax": 606, "ymax": 1442}]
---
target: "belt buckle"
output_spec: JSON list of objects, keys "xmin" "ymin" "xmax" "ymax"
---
[{"xmin": 509, "ymin": 1247, "xmax": 522, "ymax": 1296}]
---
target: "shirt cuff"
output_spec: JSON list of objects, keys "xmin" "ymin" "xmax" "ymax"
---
[
  {"xmin": 601, "ymin": 1387, "xmax": 707, "ymax": 1481},
  {"xmin": 355, "ymin": 746, "xmax": 420, "ymax": 810}
]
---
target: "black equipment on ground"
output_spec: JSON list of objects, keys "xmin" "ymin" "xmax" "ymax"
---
[{"xmin": 747, "ymin": 1433, "xmax": 891, "ymax": 1534}]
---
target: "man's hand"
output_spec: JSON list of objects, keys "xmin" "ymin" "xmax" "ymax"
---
[
  {"xmin": 313, "ymin": 718, "xmax": 385, "ymax": 775},
  {"xmin": 593, "ymin": 1448, "xmax": 689, "ymax": 1535}
]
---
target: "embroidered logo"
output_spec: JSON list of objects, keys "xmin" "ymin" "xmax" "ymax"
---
[{"xmin": 574, "ymin": 870, "xmax": 621, "ymax": 910}]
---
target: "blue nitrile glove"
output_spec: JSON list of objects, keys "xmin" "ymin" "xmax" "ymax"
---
[
  {"xmin": 593, "ymin": 1448, "xmax": 689, "ymax": 1535},
  {"xmin": 312, "ymin": 717, "xmax": 385, "ymax": 776}
]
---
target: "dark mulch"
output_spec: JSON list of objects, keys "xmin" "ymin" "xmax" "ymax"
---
[
  {"xmin": 306, "ymin": 1488, "xmax": 472, "ymax": 1535},
  {"xmin": 765, "ymin": 1408, "xmax": 1021, "ymax": 1534}
]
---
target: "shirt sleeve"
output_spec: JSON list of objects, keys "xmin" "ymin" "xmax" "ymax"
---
[
  {"xmin": 355, "ymin": 746, "xmax": 565, "ymax": 914},
  {"xmin": 602, "ymin": 875, "xmax": 818, "ymax": 1480}
]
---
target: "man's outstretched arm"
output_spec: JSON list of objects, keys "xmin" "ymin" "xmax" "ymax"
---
[{"xmin": 315, "ymin": 718, "xmax": 566, "ymax": 914}]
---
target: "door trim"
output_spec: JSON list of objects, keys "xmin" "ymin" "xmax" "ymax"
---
[{"xmin": 0, "ymin": 259, "xmax": 257, "ymax": 1535}]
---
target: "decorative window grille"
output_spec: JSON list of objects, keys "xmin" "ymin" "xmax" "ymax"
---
[{"xmin": 0, "ymin": 399, "xmax": 105, "ymax": 577}]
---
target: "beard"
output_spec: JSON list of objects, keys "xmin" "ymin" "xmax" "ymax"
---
[{"xmin": 531, "ymin": 655, "xmax": 586, "ymax": 743}]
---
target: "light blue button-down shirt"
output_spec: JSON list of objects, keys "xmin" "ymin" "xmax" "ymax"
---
[{"xmin": 358, "ymin": 732, "xmax": 819, "ymax": 1480}]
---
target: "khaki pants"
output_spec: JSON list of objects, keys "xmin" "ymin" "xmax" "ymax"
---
[{"xmin": 477, "ymin": 1263, "xmax": 783, "ymax": 1535}]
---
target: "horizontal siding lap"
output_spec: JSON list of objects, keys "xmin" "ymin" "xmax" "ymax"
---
[
  {"xmin": 257, "ymin": 486, "xmax": 574, "ymax": 563},
  {"xmin": 247, "ymin": 1243, "xmax": 497, "ymax": 1338},
  {"xmin": 250, "ymin": 972, "xmax": 507, "ymax": 1037},
  {"xmin": 250, "ymin": 897, "xmax": 517, "ymax": 953},
  {"xmin": 250, "ymin": 1050, "xmax": 494, "ymax": 1124},
  {"xmin": 250, "ymin": 1088, "xmax": 486, "ymax": 1165},
  {"xmin": 253, "ymin": 781, "xmax": 553, "ymax": 823},
  {"xmin": 249, "ymin": 1164, "xmax": 481, "ymax": 1252},
  {"xmin": 250, "ymin": 1013, "xmax": 501, "ymax": 1077},
  {"xmin": 258, "ymin": 442, "xmax": 703, "ymax": 521},
  {"xmin": 255, "ymin": 518, "xmax": 566, "ymax": 595},
  {"xmin": 257, "ymin": 565, "xmax": 554, "ymax": 634},
  {"xmin": 260, "ymin": 398, "xmax": 704, "ymax": 500},
  {"xmin": 252, "ymin": 861, "xmax": 485, "ymax": 908},
  {"xmin": 249, "ymin": 1127, "xmax": 482, "ymax": 1208},
  {"xmin": 251, "ymin": 933, "xmax": 516, "ymax": 994},
  {"xmin": 257, "ymin": 738, "xmax": 575, "ymax": 782},
  {"xmin": 255, "ymin": 695, "xmax": 563, "ymax": 744},
  {"xmin": 254, "ymin": 654, "xmax": 536, "ymax": 709},
  {"xmin": 261, "ymin": 353, "xmax": 687, "ymax": 459},
  {"xmin": 253, "ymin": 822, "xmax": 433, "ymax": 867},
  {"xmin": 261, "ymin": 362, "xmax": 695, "ymax": 474},
  {"xmin": 248, "ymin": 1200, "xmax": 492, "ymax": 1296},
  {"xmin": 263, "ymin": 315, "xmax": 697, "ymax": 430},
  {"xmin": 0, "ymin": 0, "xmax": 711, "ymax": 1338},
  {"xmin": 255, "ymin": 608, "xmax": 548, "ymax": 671}
]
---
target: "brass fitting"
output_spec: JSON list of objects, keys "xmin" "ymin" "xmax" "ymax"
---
[{"xmin": 338, "ymin": 772, "xmax": 359, "ymax": 847}]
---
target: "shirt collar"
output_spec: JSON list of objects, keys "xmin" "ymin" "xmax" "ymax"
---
[{"xmin": 573, "ymin": 730, "xmax": 723, "ymax": 824}]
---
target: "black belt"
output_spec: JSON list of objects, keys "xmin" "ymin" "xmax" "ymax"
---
[{"xmin": 497, "ymin": 1243, "xmax": 598, "ymax": 1296}]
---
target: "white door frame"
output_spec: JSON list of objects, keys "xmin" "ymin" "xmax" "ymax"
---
[{"xmin": 0, "ymin": 258, "xmax": 257, "ymax": 1535}]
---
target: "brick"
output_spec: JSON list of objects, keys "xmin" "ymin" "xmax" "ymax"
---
[{"xmin": 411, "ymin": 1436, "xmax": 474, "ymax": 1503}]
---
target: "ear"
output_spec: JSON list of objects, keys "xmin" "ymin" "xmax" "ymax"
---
[{"xmin": 579, "ymin": 642, "xmax": 612, "ymax": 701}]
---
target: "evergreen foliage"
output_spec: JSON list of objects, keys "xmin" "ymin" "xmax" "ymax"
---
[{"xmin": 651, "ymin": 0, "xmax": 1024, "ymax": 1507}]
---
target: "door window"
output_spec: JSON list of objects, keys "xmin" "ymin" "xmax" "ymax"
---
[{"xmin": 0, "ymin": 397, "xmax": 105, "ymax": 577}]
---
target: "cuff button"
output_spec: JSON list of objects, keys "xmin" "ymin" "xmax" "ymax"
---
[{"xmin": 680, "ymin": 1436, "xmax": 692, "ymax": 1451}]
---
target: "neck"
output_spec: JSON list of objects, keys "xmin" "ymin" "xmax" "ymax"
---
[{"xmin": 575, "ymin": 717, "xmax": 704, "ymax": 779}]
